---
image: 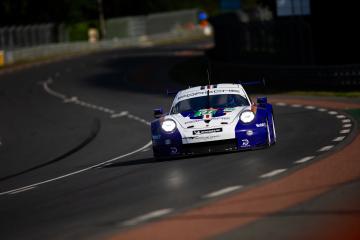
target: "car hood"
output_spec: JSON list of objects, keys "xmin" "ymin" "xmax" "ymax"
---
[{"xmin": 171, "ymin": 106, "xmax": 249, "ymax": 129}]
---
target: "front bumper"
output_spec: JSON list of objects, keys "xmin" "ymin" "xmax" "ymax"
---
[
  {"xmin": 152, "ymin": 139, "xmax": 238, "ymax": 158},
  {"xmin": 152, "ymin": 127, "xmax": 268, "ymax": 158}
]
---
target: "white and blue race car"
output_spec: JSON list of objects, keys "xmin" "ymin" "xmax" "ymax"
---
[{"xmin": 151, "ymin": 83, "xmax": 276, "ymax": 158}]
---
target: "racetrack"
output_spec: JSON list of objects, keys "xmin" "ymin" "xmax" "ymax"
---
[{"xmin": 0, "ymin": 44, "xmax": 358, "ymax": 240}]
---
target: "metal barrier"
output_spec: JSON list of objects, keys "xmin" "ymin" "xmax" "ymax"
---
[
  {"xmin": 0, "ymin": 9, "xmax": 200, "ymax": 50},
  {"xmin": 146, "ymin": 9, "xmax": 198, "ymax": 35},
  {"xmin": 0, "ymin": 24, "xmax": 60, "ymax": 50},
  {"xmin": 105, "ymin": 9, "xmax": 199, "ymax": 40},
  {"xmin": 0, "ymin": 9, "xmax": 210, "ymax": 66},
  {"xmin": 2, "ymin": 28, "xmax": 208, "ymax": 65}
]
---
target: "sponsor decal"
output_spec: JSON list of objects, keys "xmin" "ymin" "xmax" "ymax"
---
[
  {"xmin": 177, "ymin": 91, "xmax": 207, "ymax": 101},
  {"xmin": 256, "ymin": 123, "xmax": 266, "ymax": 127},
  {"xmin": 196, "ymin": 135, "xmax": 221, "ymax": 140},
  {"xmin": 152, "ymin": 135, "xmax": 161, "ymax": 140},
  {"xmin": 184, "ymin": 135, "xmax": 222, "ymax": 141},
  {"xmin": 182, "ymin": 107, "xmax": 237, "ymax": 120},
  {"xmin": 223, "ymin": 108, "xmax": 235, "ymax": 112},
  {"xmin": 176, "ymin": 89, "xmax": 242, "ymax": 102},
  {"xmin": 184, "ymin": 119, "xmax": 202, "ymax": 124},
  {"xmin": 170, "ymin": 147, "xmax": 178, "ymax": 154},
  {"xmin": 193, "ymin": 128, "xmax": 222, "ymax": 135},
  {"xmin": 208, "ymin": 89, "xmax": 241, "ymax": 95},
  {"xmin": 194, "ymin": 109, "xmax": 217, "ymax": 117},
  {"xmin": 216, "ymin": 117, "xmax": 231, "ymax": 121},
  {"xmin": 241, "ymin": 139, "xmax": 250, "ymax": 146}
]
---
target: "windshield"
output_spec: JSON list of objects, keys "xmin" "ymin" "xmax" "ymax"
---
[{"xmin": 171, "ymin": 94, "xmax": 249, "ymax": 114}]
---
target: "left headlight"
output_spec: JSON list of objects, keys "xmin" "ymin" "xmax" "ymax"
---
[
  {"xmin": 161, "ymin": 119, "xmax": 177, "ymax": 132},
  {"xmin": 240, "ymin": 111, "xmax": 255, "ymax": 123}
]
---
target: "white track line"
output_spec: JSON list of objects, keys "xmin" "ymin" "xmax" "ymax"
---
[
  {"xmin": 42, "ymin": 78, "xmax": 149, "ymax": 125},
  {"xmin": 43, "ymin": 78, "xmax": 67, "ymax": 100},
  {"xmin": 203, "ymin": 186, "xmax": 242, "ymax": 198},
  {"xmin": 63, "ymin": 96, "xmax": 78, "ymax": 103},
  {"xmin": 259, "ymin": 169, "xmax": 287, "ymax": 178},
  {"xmin": 340, "ymin": 129, "xmax": 351, "ymax": 134},
  {"xmin": 318, "ymin": 145, "xmax": 334, "ymax": 152},
  {"xmin": 122, "ymin": 209, "xmax": 173, "ymax": 226},
  {"xmin": 291, "ymin": 104, "xmax": 302, "ymax": 108},
  {"xmin": 328, "ymin": 111, "xmax": 338, "ymax": 115},
  {"xmin": 8, "ymin": 74, "xmax": 154, "ymax": 195},
  {"xmin": 275, "ymin": 102, "xmax": 287, "ymax": 106},
  {"xmin": 336, "ymin": 115, "xmax": 346, "ymax": 119},
  {"xmin": 333, "ymin": 136, "xmax": 346, "ymax": 142},
  {"xmin": 305, "ymin": 106, "xmax": 316, "ymax": 109},
  {"xmin": 318, "ymin": 108, "xmax": 327, "ymax": 112},
  {"xmin": 343, "ymin": 124, "xmax": 352, "ymax": 128},
  {"xmin": 103, "ymin": 108, "xmax": 115, "ymax": 114},
  {"xmin": 9, "ymin": 186, "xmax": 37, "ymax": 195},
  {"xmin": 294, "ymin": 156, "xmax": 315, "ymax": 164},
  {"xmin": 111, "ymin": 111, "xmax": 129, "ymax": 118},
  {"xmin": 342, "ymin": 119, "xmax": 351, "ymax": 123},
  {"xmin": 0, "ymin": 141, "xmax": 152, "ymax": 196}
]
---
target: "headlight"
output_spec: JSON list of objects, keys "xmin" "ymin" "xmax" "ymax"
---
[
  {"xmin": 240, "ymin": 111, "xmax": 255, "ymax": 123},
  {"xmin": 161, "ymin": 119, "xmax": 177, "ymax": 132}
]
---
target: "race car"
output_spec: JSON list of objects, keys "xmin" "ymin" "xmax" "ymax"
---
[{"xmin": 151, "ymin": 83, "xmax": 276, "ymax": 158}]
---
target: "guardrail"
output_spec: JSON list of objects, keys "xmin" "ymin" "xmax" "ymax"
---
[
  {"xmin": 106, "ymin": 9, "xmax": 199, "ymax": 39},
  {"xmin": 0, "ymin": 9, "xmax": 201, "ymax": 50},
  {"xmin": 0, "ymin": 24, "xmax": 60, "ymax": 50},
  {"xmin": 2, "ymin": 28, "xmax": 209, "ymax": 65}
]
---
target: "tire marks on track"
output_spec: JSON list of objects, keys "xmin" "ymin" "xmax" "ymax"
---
[{"xmin": 0, "ymin": 76, "xmax": 152, "ymax": 196}]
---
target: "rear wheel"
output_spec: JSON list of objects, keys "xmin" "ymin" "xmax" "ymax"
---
[
  {"xmin": 266, "ymin": 118, "xmax": 271, "ymax": 147},
  {"xmin": 271, "ymin": 114, "xmax": 277, "ymax": 144}
]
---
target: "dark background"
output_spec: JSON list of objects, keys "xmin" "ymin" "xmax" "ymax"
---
[{"xmin": 1, "ymin": 0, "xmax": 359, "ymax": 65}]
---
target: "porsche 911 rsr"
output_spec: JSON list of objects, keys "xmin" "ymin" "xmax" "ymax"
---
[{"xmin": 151, "ymin": 83, "xmax": 276, "ymax": 158}]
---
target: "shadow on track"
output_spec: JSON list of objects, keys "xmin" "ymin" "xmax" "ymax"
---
[
  {"xmin": 103, "ymin": 147, "xmax": 269, "ymax": 169},
  {"xmin": 0, "ymin": 119, "xmax": 100, "ymax": 183}
]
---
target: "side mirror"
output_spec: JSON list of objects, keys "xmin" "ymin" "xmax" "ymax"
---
[
  {"xmin": 257, "ymin": 97, "xmax": 267, "ymax": 105},
  {"xmin": 154, "ymin": 108, "xmax": 163, "ymax": 118}
]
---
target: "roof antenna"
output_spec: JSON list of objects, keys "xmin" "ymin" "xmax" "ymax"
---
[{"xmin": 207, "ymin": 68, "xmax": 211, "ymax": 85}]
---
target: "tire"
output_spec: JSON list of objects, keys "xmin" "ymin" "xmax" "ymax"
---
[
  {"xmin": 271, "ymin": 114, "xmax": 277, "ymax": 144},
  {"xmin": 266, "ymin": 118, "xmax": 271, "ymax": 147}
]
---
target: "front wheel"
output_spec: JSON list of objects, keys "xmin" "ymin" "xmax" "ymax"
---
[
  {"xmin": 271, "ymin": 114, "xmax": 277, "ymax": 144},
  {"xmin": 266, "ymin": 118, "xmax": 271, "ymax": 147}
]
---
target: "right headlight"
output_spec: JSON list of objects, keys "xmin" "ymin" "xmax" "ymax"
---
[
  {"xmin": 161, "ymin": 119, "xmax": 177, "ymax": 132},
  {"xmin": 240, "ymin": 111, "xmax": 255, "ymax": 123}
]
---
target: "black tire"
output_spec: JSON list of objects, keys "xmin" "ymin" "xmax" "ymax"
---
[
  {"xmin": 271, "ymin": 114, "xmax": 277, "ymax": 144},
  {"xmin": 266, "ymin": 118, "xmax": 271, "ymax": 147}
]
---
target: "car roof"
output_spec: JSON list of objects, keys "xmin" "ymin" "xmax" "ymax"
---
[{"xmin": 173, "ymin": 83, "xmax": 248, "ymax": 104}]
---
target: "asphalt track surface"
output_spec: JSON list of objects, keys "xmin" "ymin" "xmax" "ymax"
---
[{"xmin": 0, "ymin": 45, "xmax": 356, "ymax": 239}]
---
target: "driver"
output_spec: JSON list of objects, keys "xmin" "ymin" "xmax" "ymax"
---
[{"xmin": 227, "ymin": 95, "xmax": 238, "ymax": 107}]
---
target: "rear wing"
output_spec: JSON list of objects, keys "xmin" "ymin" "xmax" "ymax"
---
[{"xmin": 238, "ymin": 78, "xmax": 266, "ymax": 87}]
